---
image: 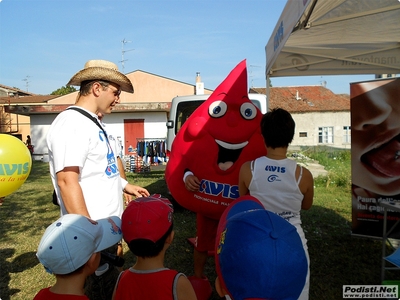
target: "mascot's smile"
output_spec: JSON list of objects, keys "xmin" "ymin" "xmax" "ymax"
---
[{"xmin": 216, "ymin": 139, "xmax": 248, "ymax": 171}]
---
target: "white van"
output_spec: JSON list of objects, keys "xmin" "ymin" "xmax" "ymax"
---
[{"xmin": 166, "ymin": 93, "xmax": 267, "ymax": 154}]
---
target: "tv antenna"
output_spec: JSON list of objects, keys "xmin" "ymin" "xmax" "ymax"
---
[
  {"xmin": 249, "ymin": 65, "xmax": 261, "ymax": 87},
  {"xmin": 320, "ymin": 76, "xmax": 327, "ymax": 88},
  {"xmin": 22, "ymin": 75, "xmax": 31, "ymax": 91},
  {"xmin": 120, "ymin": 38, "xmax": 134, "ymax": 73}
]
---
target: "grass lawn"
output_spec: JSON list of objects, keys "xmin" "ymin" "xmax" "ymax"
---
[{"xmin": 0, "ymin": 150, "xmax": 387, "ymax": 300}]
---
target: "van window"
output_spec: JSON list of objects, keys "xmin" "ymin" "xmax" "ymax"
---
[
  {"xmin": 175, "ymin": 100, "xmax": 204, "ymax": 135},
  {"xmin": 251, "ymin": 100, "xmax": 261, "ymax": 111}
]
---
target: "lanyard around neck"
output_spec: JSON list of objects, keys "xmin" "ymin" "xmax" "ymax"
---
[{"xmin": 67, "ymin": 107, "xmax": 109, "ymax": 143}]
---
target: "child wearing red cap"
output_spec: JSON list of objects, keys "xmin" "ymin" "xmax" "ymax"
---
[{"xmin": 112, "ymin": 194, "xmax": 197, "ymax": 300}]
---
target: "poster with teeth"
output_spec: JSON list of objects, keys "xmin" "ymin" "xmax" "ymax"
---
[
  {"xmin": 165, "ymin": 60, "xmax": 266, "ymax": 220},
  {"xmin": 351, "ymin": 77, "xmax": 400, "ymax": 238}
]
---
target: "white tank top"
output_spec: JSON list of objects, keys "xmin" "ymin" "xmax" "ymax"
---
[{"xmin": 249, "ymin": 156, "xmax": 306, "ymax": 242}]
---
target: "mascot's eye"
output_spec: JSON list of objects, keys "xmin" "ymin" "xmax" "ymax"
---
[
  {"xmin": 209, "ymin": 101, "xmax": 227, "ymax": 118},
  {"xmin": 240, "ymin": 103, "xmax": 257, "ymax": 120}
]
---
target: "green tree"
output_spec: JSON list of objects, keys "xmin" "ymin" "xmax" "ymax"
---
[{"xmin": 51, "ymin": 85, "xmax": 76, "ymax": 95}]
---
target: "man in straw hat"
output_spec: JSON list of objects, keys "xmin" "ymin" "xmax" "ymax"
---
[{"xmin": 47, "ymin": 59, "xmax": 150, "ymax": 300}]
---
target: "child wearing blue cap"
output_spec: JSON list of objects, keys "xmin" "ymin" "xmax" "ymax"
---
[
  {"xmin": 215, "ymin": 196, "xmax": 308, "ymax": 300},
  {"xmin": 34, "ymin": 214, "xmax": 122, "ymax": 299},
  {"xmin": 238, "ymin": 108, "xmax": 314, "ymax": 299}
]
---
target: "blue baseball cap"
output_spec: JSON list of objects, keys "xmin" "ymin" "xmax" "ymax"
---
[{"xmin": 215, "ymin": 195, "xmax": 307, "ymax": 300}]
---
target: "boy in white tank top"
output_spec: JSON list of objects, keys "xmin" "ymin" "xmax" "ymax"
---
[{"xmin": 238, "ymin": 108, "xmax": 314, "ymax": 300}]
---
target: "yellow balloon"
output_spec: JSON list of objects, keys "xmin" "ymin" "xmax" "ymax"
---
[{"xmin": 0, "ymin": 134, "xmax": 32, "ymax": 198}]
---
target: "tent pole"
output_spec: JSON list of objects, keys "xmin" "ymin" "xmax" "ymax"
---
[{"xmin": 266, "ymin": 74, "xmax": 271, "ymax": 110}]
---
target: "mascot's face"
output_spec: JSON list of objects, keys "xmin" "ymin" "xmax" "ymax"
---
[
  {"xmin": 184, "ymin": 92, "xmax": 260, "ymax": 174},
  {"xmin": 165, "ymin": 60, "xmax": 266, "ymax": 219}
]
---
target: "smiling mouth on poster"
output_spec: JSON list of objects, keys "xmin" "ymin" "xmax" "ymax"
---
[{"xmin": 350, "ymin": 78, "xmax": 400, "ymax": 240}]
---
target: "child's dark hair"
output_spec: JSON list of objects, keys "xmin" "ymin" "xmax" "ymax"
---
[
  {"xmin": 127, "ymin": 223, "xmax": 174, "ymax": 258},
  {"xmin": 261, "ymin": 108, "xmax": 295, "ymax": 149}
]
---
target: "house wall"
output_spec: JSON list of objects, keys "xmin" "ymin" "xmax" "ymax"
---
[
  {"xmin": 1, "ymin": 93, "xmax": 32, "ymax": 141},
  {"xmin": 0, "ymin": 107, "xmax": 31, "ymax": 142},
  {"xmin": 292, "ymin": 111, "xmax": 351, "ymax": 149},
  {"xmin": 30, "ymin": 114, "xmax": 55, "ymax": 160},
  {"xmin": 48, "ymin": 70, "xmax": 212, "ymax": 105},
  {"xmin": 126, "ymin": 71, "xmax": 212, "ymax": 102},
  {"xmin": 29, "ymin": 111, "xmax": 168, "ymax": 160},
  {"xmin": 30, "ymin": 71, "xmax": 211, "ymax": 159},
  {"xmin": 101, "ymin": 111, "xmax": 168, "ymax": 144},
  {"xmin": 12, "ymin": 114, "xmax": 31, "ymax": 142}
]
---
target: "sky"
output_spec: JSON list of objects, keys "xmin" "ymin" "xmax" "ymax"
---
[{"xmin": 0, "ymin": 0, "xmax": 375, "ymax": 96}]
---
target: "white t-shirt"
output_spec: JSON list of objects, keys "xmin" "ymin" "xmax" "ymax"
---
[
  {"xmin": 100, "ymin": 120, "xmax": 126, "ymax": 170},
  {"xmin": 47, "ymin": 107, "xmax": 125, "ymax": 219}
]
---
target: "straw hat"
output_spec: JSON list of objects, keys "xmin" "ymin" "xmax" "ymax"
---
[{"xmin": 67, "ymin": 60, "xmax": 134, "ymax": 93}]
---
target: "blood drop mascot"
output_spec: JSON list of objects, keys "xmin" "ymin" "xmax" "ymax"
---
[{"xmin": 165, "ymin": 60, "xmax": 266, "ymax": 299}]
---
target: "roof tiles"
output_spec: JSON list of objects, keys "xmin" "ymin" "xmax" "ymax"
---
[{"xmin": 250, "ymin": 86, "xmax": 349, "ymax": 113}]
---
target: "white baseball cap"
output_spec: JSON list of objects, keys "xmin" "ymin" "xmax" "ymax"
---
[{"xmin": 36, "ymin": 214, "xmax": 122, "ymax": 275}]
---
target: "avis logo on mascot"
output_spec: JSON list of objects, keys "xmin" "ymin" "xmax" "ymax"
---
[{"xmin": 165, "ymin": 59, "xmax": 266, "ymax": 300}]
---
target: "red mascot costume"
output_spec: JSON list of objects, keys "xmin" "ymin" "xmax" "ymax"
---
[{"xmin": 165, "ymin": 60, "xmax": 266, "ymax": 299}]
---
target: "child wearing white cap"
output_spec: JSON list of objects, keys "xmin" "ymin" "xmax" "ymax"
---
[{"xmin": 33, "ymin": 214, "xmax": 122, "ymax": 299}]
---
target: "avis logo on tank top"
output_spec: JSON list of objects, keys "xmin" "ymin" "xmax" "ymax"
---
[{"xmin": 264, "ymin": 165, "xmax": 286, "ymax": 173}]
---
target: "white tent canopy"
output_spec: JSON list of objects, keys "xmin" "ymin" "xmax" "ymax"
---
[{"xmin": 265, "ymin": 0, "xmax": 400, "ymax": 78}]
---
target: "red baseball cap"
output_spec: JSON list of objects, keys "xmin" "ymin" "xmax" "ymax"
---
[{"xmin": 122, "ymin": 194, "xmax": 173, "ymax": 243}]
